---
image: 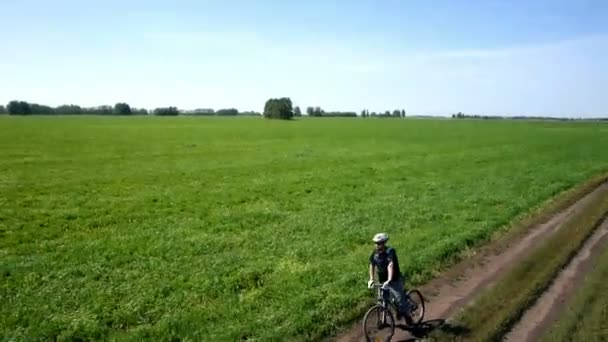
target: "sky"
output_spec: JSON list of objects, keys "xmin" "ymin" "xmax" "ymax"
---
[{"xmin": 1, "ymin": 0, "xmax": 607, "ymax": 117}]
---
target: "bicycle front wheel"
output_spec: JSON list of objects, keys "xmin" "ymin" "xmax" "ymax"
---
[
  {"xmin": 362, "ymin": 304, "xmax": 395, "ymax": 342},
  {"xmin": 407, "ymin": 289, "xmax": 425, "ymax": 324}
]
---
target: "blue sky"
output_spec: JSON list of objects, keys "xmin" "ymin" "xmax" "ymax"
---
[{"xmin": 1, "ymin": 0, "xmax": 607, "ymax": 117}]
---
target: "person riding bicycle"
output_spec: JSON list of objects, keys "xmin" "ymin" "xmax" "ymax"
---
[{"xmin": 367, "ymin": 232, "xmax": 412, "ymax": 324}]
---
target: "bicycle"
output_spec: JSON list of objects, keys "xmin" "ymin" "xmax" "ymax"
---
[{"xmin": 362, "ymin": 283, "xmax": 425, "ymax": 342}]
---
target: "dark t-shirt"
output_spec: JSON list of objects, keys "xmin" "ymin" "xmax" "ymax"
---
[{"xmin": 369, "ymin": 247, "xmax": 402, "ymax": 282}]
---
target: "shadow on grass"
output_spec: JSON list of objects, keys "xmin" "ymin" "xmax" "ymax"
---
[{"xmin": 394, "ymin": 319, "xmax": 471, "ymax": 342}]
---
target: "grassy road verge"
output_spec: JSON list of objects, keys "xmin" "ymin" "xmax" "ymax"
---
[{"xmin": 540, "ymin": 229, "xmax": 608, "ymax": 341}]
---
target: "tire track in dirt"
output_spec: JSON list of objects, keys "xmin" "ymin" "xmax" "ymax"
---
[
  {"xmin": 332, "ymin": 182, "xmax": 608, "ymax": 342},
  {"xmin": 503, "ymin": 218, "xmax": 608, "ymax": 342}
]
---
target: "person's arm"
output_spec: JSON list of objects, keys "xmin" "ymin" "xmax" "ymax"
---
[
  {"xmin": 369, "ymin": 263, "xmax": 375, "ymax": 282},
  {"xmin": 369, "ymin": 254, "xmax": 376, "ymax": 284},
  {"xmin": 387, "ymin": 248, "xmax": 397, "ymax": 282}
]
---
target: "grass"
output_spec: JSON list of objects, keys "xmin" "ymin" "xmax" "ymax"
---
[
  {"xmin": 432, "ymin": 172, "xmax": 608, "ymax": 281},
  {"xmin": 432, "ymin": 183, "xmax": 608, "ymax": 341},
  {"xmin": 1, "ymin": 116, "xmax": 608, "ymax": 341},
  {"xmin": 540, "ymin": 230, "xmax": 608, "ymax": 342}
]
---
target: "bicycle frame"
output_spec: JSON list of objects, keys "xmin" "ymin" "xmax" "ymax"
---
[
  {"xmin": 364, "ymin": 283, "xmax": 425, "ymax": 339},
  {"xmin": 374, "ymin": 285, "xmax": 400, "ymax": 312}
]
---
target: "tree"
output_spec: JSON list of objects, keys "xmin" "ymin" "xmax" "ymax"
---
[
  {"xmin": 384, "ymin": 110, "xmax": 391, "ymax": 117},
  {"xmin": 315, "ymin": 107, "xmax": 324, "ymax": 117},
  {"xmin": 7, "ymin": 101, "xmax": 19, "ymax": 115},
  {"xmin": 392, "ymin": 109, "xmax": 401, "ymax": 117},
  {"xmin": 361, "ymin": 109, "xmax": 367, "ymax": 118},
  {"xmin": 83, "ymin": 105, "xmax": 113, "ymax": 115},
  {"xmin": 153, "ymin": 107, "xmax": 179, "ymax": 116},
  {"xmin": 0, "ymin": 105, "xmax": 5, "ymax": 114},
  {"xmin": 132, "ymin": 108, "xmax": 149, "ymax": 115},
  {"xmin": 7, "ymin": 101, "xmax": 32, "ymax": 115},
  {"xmin": 263, "ymin": 97, "xmax": 293, "ymax": 120},
  {"xmin": 30, "ymin": 103, "xmax": 54, "ymax": 114},
  {"xmin": 216, "ymin": 108, "xmax": 239, "ymax": 116},
  {"xmin": 240, "ymin": 111, "xmax": 261, "ymax": 116},
  {"xmin": 294, "ymin": 106, "xmax": 302, "ymax": 116},
  {"xmin": 99, "ymin": 105, "xmax": 113, "ymax": 115},
  {"xmin": 186, "ymin": 108, "xmax": 215, "ymax": 115},
  {"xmin": 114, "ymin": 103, "xmax": 132, "ymax": 115},
  {"xmin": 306, "ymin": 106, "xmax": 324, "ymax": 117},
  {"xmin": 56, "ymin": 104, "xmax": 83, "ymax": 115}
]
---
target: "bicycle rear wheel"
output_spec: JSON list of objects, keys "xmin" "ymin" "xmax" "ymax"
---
[
  {"xmin": 362, "ymin": 304, "xmax": 395, "ymax": 342},
  {"xmin": 406, "ymin": 289, "xmax": 425, "ymax": 324}
]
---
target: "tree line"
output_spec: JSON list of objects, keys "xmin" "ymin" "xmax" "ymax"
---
[
  {"xmin": 451, "ymin": 112, "xmax": 608, "ymax": 121},
  {"xmin": 0, "ymin": 101, "xmax": 264, "ymax": 117},
  {"xmin": 2, "ymin": 99, "xmax": 411, "ymax": 120},
  {"xmin": 181, "ymin": 108, "xmax": 261, "ymax": 116},
  {"xmin": 360, "ymin": 109, "xmax": 406, "ymax": 118},
  {"xmin": 3, "ymin": 101, "xmax": 149, "ymax": 116},
  {"xmin": 304, "ymin": 106, "xmax": 358, "ymax": 117},
  {"xmin": 6, "ymin": 99, "xmax": 604, "ymax": 121}
]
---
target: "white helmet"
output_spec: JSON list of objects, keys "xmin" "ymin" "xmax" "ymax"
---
[{"xmin": 372, "ymin": 233, "xmax": 389, "ymax": 243}]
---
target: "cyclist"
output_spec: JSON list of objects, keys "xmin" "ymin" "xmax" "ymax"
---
[{"xmin": 367, "ymin": 232, "xmax": 412, "ymax": 324}]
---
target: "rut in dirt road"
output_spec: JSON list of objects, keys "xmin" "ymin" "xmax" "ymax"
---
[
  {"xmin": 503, "ymin": 218, "xmax": 608, "ymax": 342},
  {"xmin": 332, "ymin": 181, "xmax": 608, "ymax": 342}
]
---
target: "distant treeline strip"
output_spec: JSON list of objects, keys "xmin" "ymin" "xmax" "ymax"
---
[
  {"xmin": 0, "ymin": 101, "xmax": 262, "ymax": 116},
  {"xmin": 2, "ymin": 101, "xmax": 605, "ymax": 121},
  {"xmin": 0, "ymin": 100, "xmax": 386, "ymax": 118},
  {"xmin": 452, "ymin": 112, "xmax": 608, "ymax": 121}
]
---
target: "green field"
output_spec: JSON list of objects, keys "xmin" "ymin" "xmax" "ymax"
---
[{"xmin": 2, "ymin": 116, "xmax": 608, "ymax": 341}]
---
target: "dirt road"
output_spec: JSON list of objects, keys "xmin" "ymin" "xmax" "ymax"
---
[
  {"xmin": 332, "ymin": 182, "xmax": 608, "ymax": 342},
  {"xmin": 503, "ymin": 218, "xmax": 608, "ymax": 342}
]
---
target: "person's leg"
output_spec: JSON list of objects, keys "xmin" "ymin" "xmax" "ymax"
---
[
  {"xmin": 388, "ymin": 278, "xmax": 409, "ymax": 315},
  {"xmin": 382, "ymin": 286, "xmax": 391, "ymax": 303}
]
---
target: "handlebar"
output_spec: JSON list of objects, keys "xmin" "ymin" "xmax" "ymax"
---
[{"xmin": 369, "ymin": 282, "xmax": 390, "ymax": 290}]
